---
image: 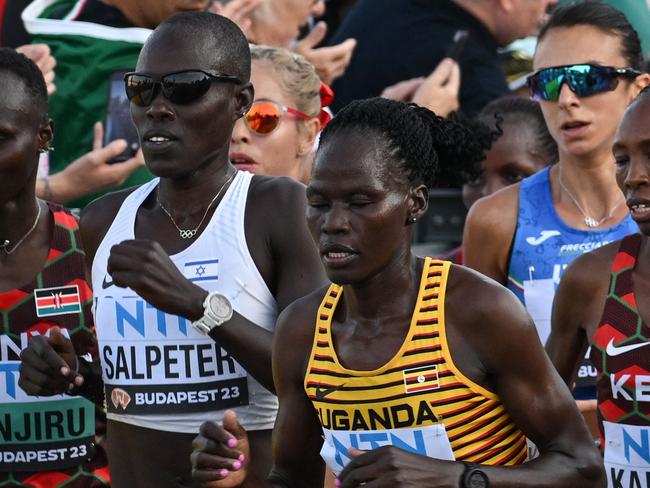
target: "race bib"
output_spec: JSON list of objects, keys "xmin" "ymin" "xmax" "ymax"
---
[
  {"xmin": 320, "ymin": 424, "xmax": 455, "ymax": 477},
  {"xmin": 523, "ymin": 278, "xmax": 555, "ymax": 345},
  {"xmin": 0, "ymin": 372, "xmax": 95, "ymax": 472},
  {"xmin": 96, "ymin": 295, "xmax": 249, "ymax": 415},
  {"xmin": 604, "ymin": 421, "xmax": 650, "ymax": 487},
  {"xmin": 1, "ymin": 329, "xmax": 96, "ymax": 472}
]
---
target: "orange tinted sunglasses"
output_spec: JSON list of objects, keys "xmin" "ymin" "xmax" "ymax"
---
[{"xmin": 245, "ymin": 100, "xmax": 312, "ymax": 135}]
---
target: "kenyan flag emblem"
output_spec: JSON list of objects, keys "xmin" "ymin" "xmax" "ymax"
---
[{"xmin": 34, "ymin": 285, "xmax": 82, "ymax": 317}]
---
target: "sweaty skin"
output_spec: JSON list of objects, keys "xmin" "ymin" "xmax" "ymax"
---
[
  {"xmin": 18, "ymin": 15, "xmax": 326, "ymax": 488},
  {"xmin": 191, "ymin": 127, "xmax": 605, "ymax": 488},
  {"xmin": 546, "ymin": 91, "xmax": 650, "ymax": 416}
]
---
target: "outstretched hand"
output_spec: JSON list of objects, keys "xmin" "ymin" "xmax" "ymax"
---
[
  {"xmin": 192, "ymin": 410, "xmax": 251, "ymax": 487},
  {"xmin": 107, "ymin": 239, "xmax": 208, "ymax": 320},
  {"xmin": 19, "ymin": 326, "xmax": 82, "ymax": 396},
  {"xmin": 43, "ymin": 122, "xmax": 145, "ymax": 204},
  {"xmin": 293, "ymin": 22, "xmax": 356, "ymax": 85}
]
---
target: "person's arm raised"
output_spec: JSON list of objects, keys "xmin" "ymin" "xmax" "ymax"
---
[
  {"xmin": 463, "ymin": 185, "xmax": 519, "ymax": 285},
  {"xmin": 192, "ymin": 294, "xmax": 327, "ymax": 487}
]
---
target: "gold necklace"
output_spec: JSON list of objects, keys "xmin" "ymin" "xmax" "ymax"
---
[
  {"xmin": 558, "ymin": 170, "xmax": 624, "ymax": 228},
  {"xmin": 157, "ymin": 170, "xmax": 237, "ymax": 239},
  {"xmin": 0, "ymin": 202, "xmax": 42, "ymax": 255}
]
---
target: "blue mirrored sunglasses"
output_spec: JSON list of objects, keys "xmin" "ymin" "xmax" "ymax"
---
[{"xmin": 526, "ymin": 64, "xmax": 640, "ymax": 101}]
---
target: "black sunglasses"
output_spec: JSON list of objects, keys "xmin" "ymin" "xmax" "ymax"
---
[
  {"xmin": 526, "ymin": 64, "xmax": 640, "ymax": 101},
  {"xmin": 124, "ymin": 69, "xmax": 242, "ymax": 107}
]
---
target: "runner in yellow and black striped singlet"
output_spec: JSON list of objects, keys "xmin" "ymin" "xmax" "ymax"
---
[
  {"xmin": 305, "ymin": 258, "xmax": 528, "ymax": 475},
  {"xmin": 191, "ymin": 98, "xmax": 605, "ymax": 488}
]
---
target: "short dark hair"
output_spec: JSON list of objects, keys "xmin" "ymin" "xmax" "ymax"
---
[
  {"xmin": 151, "ymin": 11, "xmax": 251, "ymax": 81},
  {"xmin": 478, "ymin": 96, "xmax": 558, "ymax": 165},
  {"xmin": 538, "ymin": 1, "xmax": 643, "ymax": 71},
  {"xmin": 0, "ymin": 47, "xmax": 48, "ymax": 116},
  {"xmin": 319, "ymin": 98, "xmax": 489, "ymax": 188}
]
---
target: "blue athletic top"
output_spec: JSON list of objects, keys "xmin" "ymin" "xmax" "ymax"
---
[
  {"xmin": 507, "ymin": 167, "xmax": 637, "ymax": 304},
  {"xmin": 507, "ymin": 167, "xmax": 637, "ymax": 398}
]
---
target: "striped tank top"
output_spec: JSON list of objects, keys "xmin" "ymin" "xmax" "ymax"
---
[
  {"xmin": 304, "ymin": 258, "xmax": 528, "ymax": 476},
  {"xmin": 589, "ymin": 234, "xmax": 650, "ymax": 486}
]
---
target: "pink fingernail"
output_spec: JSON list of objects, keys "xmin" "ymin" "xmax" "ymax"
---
[
  {"xmin": 232, "ymin": 461, "xmax": 241, "ymax": 470},
  {"xmin": 238, "ymin": 454, "xmax": 245, "ymax": 462},
  {"xmin": 220, "ymin": 469, "xmax": 229, "ymax": 478},
  {"xmin": 227, "ymin": 438, "xmax": 237, "ymax": 448},
  {"xmin": 335, "ymin": 479, "xmax": 341, "ymax": 487}
]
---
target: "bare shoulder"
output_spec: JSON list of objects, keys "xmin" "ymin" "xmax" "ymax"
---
[
  {"xmin": 275, "ymin": 285, "xmax": 331, "ymax": 346},
  {"xmin": 465, "ymin": 183, "xmax": 519, "ymax": 238},
  {"xmin": 463, "ymin": 184, "xmax": 520, "ymax": 282},
  {"xmin": 446, "ymin": 263, "xmax": 525, "ymax": 328},
  {"xmin": 80, "ymin": 186, "xmax": 139, "ymax": 262},
  {"xmin": 246, "ymin": 175, "xmax": 307, "ymax": 240},
  {"xmin": 273, "ymin": 285, "xmax": 331, "ymax": 382},
  {"xmin": 248, "ymin": 174, "xmax": 306, "ymax": 209}
]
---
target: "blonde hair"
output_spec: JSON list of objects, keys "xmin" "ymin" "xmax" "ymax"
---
[{"xmin": 250, "ymin": 45, "xmax": 321, "ymax": 117}]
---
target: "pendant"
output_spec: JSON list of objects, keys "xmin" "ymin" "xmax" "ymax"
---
[
  {"xmin": 584, "ymin": 217, "xmax": 599, "ymax": 228},
  {"xmin": 179, "ymin": 229, "xmax": 197, "ymax": 239}
]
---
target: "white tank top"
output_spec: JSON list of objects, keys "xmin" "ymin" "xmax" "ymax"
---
[{"xmin": 92, "ymin": 171, "xmax": 278, "ymax": 433}]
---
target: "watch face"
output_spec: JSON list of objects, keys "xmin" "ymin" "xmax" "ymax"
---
[
  {"xmin": 208, "ymin": 293, "xmax": 233, "ymax": 320},
  {"xmin": 467, "ymin": 470, "xmax": 488, "ymax": 488}
]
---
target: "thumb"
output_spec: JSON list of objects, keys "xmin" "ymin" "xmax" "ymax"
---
[
  {"xmin": 297, "ymin": 21, "xmax": 327, "ymax": 50},
  {"xmin": 97, "ymin": 139, "xmax": 129, "ymax": 163},
  {"xmin": 48, "ymin": 326, "xmax": 74, "ymax": 353},
  {"xmin": 428, "ymin": 58, "xmax": 456, "ymax": 86},
  {"xmin": 222, "ymin": 409, "xmax": 247, "ymax": 442},
  {"xmin": 348, "ymin": 447, "xmax": 367, "ymax": 458}
]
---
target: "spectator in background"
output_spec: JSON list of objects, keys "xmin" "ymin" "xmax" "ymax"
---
[
  {"xmin": 12, "ymin": 43, "xmax": 146, "ymax": 205},
  {"xmin": 230, "ymin": 45, "xmax": 329, "ymax": 184},
  {"xmin": 381, "ymin": 57, "xmax": 461, "ymax": 118},
  {"xmin": 329, "ymin": 0, "xmax": 556, "ymax": 115},
  {"xmin": 244, "ymin": 0, "xmax": 356, "ymax": 85}
]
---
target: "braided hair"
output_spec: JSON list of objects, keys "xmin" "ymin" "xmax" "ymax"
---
[
  {"xmin": 319, "ymin": 98, "xmax": 489, "ymax": 188},
  {"xmin": 477, "ymin": 96, "xmax": 558, "ymax": 165}
]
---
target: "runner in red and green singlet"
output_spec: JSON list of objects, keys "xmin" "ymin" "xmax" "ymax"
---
[
  {"xmin": 0, "ymin": 49, "xmax": 108, "ymax": 488},
  {"xmin": 547, "ymin": 86, "xmax": 650, "ymax": 487}
]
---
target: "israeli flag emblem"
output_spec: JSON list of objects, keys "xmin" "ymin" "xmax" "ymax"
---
[{"xmin": 184, "ymin": 259, "xmax": 219, "ymax": 282}]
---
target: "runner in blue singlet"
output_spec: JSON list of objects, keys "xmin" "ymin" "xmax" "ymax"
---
[{"xmin": 463, "ymin": 2, "xmax": 650, "ymax": 437}]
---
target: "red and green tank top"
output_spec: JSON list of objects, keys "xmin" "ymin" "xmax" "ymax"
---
[
  {"xmin": 590, "ymin": 233, "xmax": 650, "ymax": 486},
  {"xmin": 0, "ymin": 203, "xmax": 109, "ymax": 487}
]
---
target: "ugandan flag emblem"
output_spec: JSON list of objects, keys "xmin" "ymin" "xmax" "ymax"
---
[
  {"xmin": 34, "ymin": 285, "xmax": 82, "ymax": 317},
  {"xmin": 403, "ymin": 364, "xmax": 440, "ymax": 394}
]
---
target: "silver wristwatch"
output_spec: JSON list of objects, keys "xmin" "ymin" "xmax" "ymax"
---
[{"xmin": 191, "ymin": 292, "xmax": 233, "ymax": 335}]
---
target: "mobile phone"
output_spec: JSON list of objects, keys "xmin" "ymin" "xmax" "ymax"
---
[
  {"xmin": 445, "ymin": 30, "xmax": 469, "ymax": 61},
  {"xmin": 104, "ymin": 69, "xmax": 140, "ymax": 164}
]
